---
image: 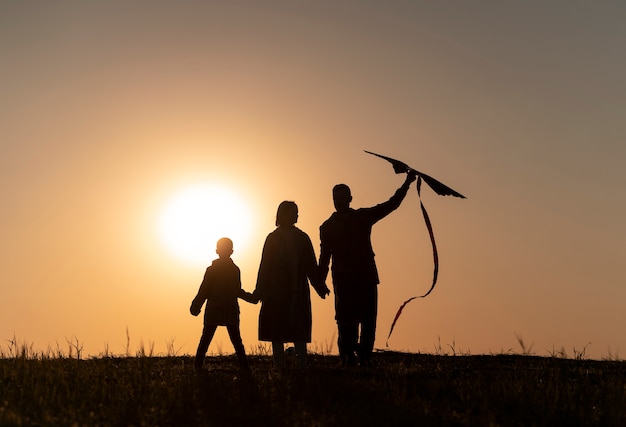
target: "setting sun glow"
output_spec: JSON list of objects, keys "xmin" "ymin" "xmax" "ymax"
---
[{"xmin": 158, "ymin": 184, "xmax": 252, "ymax": 265}]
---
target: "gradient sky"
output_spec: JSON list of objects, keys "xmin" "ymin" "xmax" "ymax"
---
[{"xmin": 2, "ymin": 1, "xmax": 624, "ymax": 359}]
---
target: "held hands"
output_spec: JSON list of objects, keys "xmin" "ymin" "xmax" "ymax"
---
[
  {"xmin": 406, "ymin": 170, "xmax": 418, "ymax": 184},
  {"xmin": 242, "ymin": 290, "xmax": 260, "ymax": 304},
  {"xmin": 316, "ymin": 284, "xmax": 331, "ymax": 299}
]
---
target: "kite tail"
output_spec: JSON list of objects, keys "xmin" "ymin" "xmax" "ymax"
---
[
  {"xmin": 418, "ymin": 196, "xmax": 439, "ymax": 298},
  {"xmin": 386, "ymin": 296, "xmax": 417, "ymax": 347},
  {"xmin": 386, "ymin": 177, "xmax": 440, "ymax": 345}
]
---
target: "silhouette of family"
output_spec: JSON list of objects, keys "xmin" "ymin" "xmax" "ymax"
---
[{"xmin": 190, "ymin": 171, "xmax": 417, "ymax": 371}]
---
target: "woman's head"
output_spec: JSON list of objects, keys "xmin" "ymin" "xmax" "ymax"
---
[{"xmin": 276, "ymin": 201, "xmax": 298, "ymax": 226}]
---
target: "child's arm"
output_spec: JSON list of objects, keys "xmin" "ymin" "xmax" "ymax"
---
[
  {"xmin": 190, "ymin": 291, "xmax": 206, "ymax": 315},
  {"xmin": 190, "ymin": 268, "xmax": 211, "ymax": 315}
]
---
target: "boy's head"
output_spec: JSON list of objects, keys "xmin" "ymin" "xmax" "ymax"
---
[{"xmin": 216, "ymin": 237, "xmax": 234, "ymax": 258}]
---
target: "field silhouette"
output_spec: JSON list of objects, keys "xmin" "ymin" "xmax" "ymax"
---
[{"xmin": 2, "ymin": 348, "xmax": 625, "ymax": 426}]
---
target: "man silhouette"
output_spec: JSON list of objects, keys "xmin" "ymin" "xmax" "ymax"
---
[{"xmin": 319, "ymin": 172, "xmax": 416, "ymax": 366}]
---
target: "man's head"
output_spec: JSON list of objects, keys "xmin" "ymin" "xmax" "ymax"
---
[
  {"xmin": 332, "ymin": 184, "xmax": 352, "ymax": 212},
  {"xmin": 276, "ymin": 201, "xmax": 298, "ymax": 226},
  {"xmin": 216, "ymin": 237, "xmax": 234, "ymax": 258}
]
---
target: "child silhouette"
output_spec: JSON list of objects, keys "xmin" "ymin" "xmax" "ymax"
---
[{"xmin": 190, "ymin": 237, "xmax": 257, "ymax": 372}]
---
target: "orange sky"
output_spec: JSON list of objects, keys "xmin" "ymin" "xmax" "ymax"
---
[{"xmin": 2, "ymin": 2, "xmax": 625, "ymax": 359}]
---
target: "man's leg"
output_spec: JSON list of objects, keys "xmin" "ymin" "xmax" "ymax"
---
[
  {"xmin": 337, "ymin": 321, "xmax": 358, "ymax": 366},
  {"xmin": 358, "ymin": 285, "xmax": 378, "ymax": 366},
  {"xmin": 226, "ymin": 323, "xmax": 249, "ymax": 370},
  {"xmin": 195, "ymin": 324, "xmax": 218, "ymax": 371},
  {"xmin": 335, "ymin": 284, "xmax": 359, "ymax": 366}
]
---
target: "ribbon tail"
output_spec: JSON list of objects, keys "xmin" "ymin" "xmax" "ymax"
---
[
  {"xmin": 417, "ymin": 197, "xmax": 439, "ymax": 298},
  {"xmin": 386, "ymin": 296, "xmax": 418, "ymax": 347},
  {"xmin": 416, "ymin": 176, "xmax": 439, "ymax": 297}
]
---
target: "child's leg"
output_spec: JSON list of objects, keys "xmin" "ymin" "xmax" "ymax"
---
[
  {"xmin": 271, "ymin": 342, "xmax": 285, "ymax": 369},
  {"xmin": 295, "ymin": 341, "xmax": 307, "ymax": 369},
  {"xmin": 195, "ymin": 324, "xmax": 218, "ymax": 371},
  {"xmin": 226, "ymin": 323, "xmax": 249, "ymax": 369}
]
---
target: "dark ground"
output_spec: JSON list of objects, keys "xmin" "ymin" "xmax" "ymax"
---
[{"xmin": 1, "ymin": 351, "xmax": 625, "ymax": 426}]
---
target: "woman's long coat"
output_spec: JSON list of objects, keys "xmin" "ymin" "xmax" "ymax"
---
[{"xmin": 254, "ymin": 225, "xmax": 324, "ymax": 343}]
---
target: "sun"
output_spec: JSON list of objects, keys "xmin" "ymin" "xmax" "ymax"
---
[{"xmin": 158, "ymin": 183, "xmax": 253, "ymax": 265}]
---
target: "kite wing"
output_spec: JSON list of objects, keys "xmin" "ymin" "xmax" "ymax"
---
[
  {"xmin": 418, "ymin": 172, "xmax": 466, "ymax": 199},
  {"xmin": 364, "ymin": 150, "xmax": 465, "ymax": 199},
  {"xmin": 364, "ymin": 150, "xmax": 411, "ymax": 174}
]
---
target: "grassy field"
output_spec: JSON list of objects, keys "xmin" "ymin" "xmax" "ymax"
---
[{"xmin": 1, "ymin": 349, "xmax": 625, "ymax": 426}]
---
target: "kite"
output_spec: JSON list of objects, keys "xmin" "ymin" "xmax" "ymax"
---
[{"xmin": 364, "ymin": 150, "xmax": 465, "ymax": 346}]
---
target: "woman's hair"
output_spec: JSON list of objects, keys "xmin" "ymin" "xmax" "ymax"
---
[{"xmin": 276, "ymin": 201, "xmax": 298, "ymax": 226}]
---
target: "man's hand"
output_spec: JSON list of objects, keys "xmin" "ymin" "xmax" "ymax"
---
[{"xmin": 406, "ymin": 170, "xmax": 418, "ymax": 184}]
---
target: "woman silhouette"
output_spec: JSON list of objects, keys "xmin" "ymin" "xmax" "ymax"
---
[{"xmin": 254, "ymin": 201, "xmax": 329, "ymax": 369}]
